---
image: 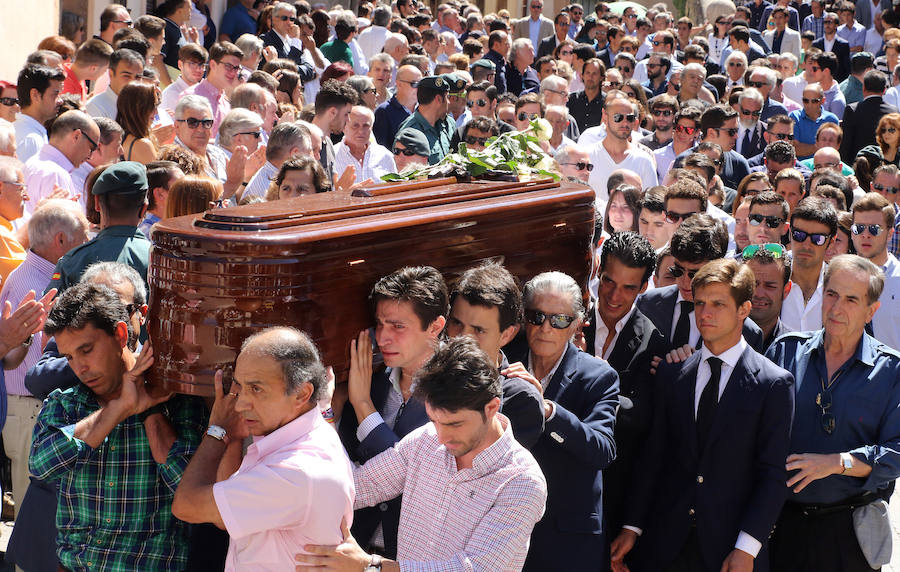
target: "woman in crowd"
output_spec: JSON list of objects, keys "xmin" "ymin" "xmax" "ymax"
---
[
  {"xmin": 265, "ymin": 156, "xmax": 330, "ymax": 201},
  {"xmin": 554, "ymin": 42, "xmax": 575, "ymax": 68},
  {"xmin": 320, "ymin": 62, "xmax": 354, "ymax": 84},
  {"xmin": 825, "ymin": 211, "xmax": 855, "ymax": 262},
  {"xmin": 276, "ymin": 69, "xmax": 303, "ymax": 107},
  {"xmin": 732, "ymin": 172, "xmax": 774, "ymax": 216},
  {"xmin": 0, "ymin": 80, "xmax": 19, "ymax": 123},
  {"xmin": 876, "ymin": 113, "xmax": 900, "ymax": 166},
  {"xmin": 117, "ymin": 82, "xmax": 161, "ymax": 165},
  {"xmin": 604, "ymin": 185, "xmax": 641, "ymax": 235},
  {"xmin": 346, "ymin": 75, "xmax": 378, "ymax": 110},
  {"xmin": 166, "ymin": 175, "xmax": 222, "ymax": 218}
]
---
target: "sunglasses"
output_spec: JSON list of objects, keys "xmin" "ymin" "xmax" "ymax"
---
[
  {"xmin": 743, "ymin": 186, "xmax": 772, "ymax": 196},
  {"xmin": 669, "ymin": 263, "xmax": 700, "ymax": 280},
  {"xmin": 665, "ymin": 210, "xmax": 696, "ymax": 224},
  {"xmin": 873, "ymin": 182, "xmax": 899, "ymax": 194},
  {"xmin": 651, "ymin": 109, "xmax": 674, "ymax": 117},
  {"xmin": 719, "ymin": 127, "xmax": 740, "ymax": 136},
  {"xmin": 278, "ymin": 15, "xmax": 300, "ymax": 23},
  {"xmin": 883, "ymin": 127, "xmax": 898, "ymax": 134},
  {"xmin": 773, "ymin": 132, "xmax": 795, "ymax": 141},
  {"xmin": 113, "ymin": 19, "xmax": 133, "ymax": 25},
  {"xmin": 517, "ymin": 112, "xmax": 538, "ymax": 121},
  {"xmin": 741, "ymin": 243, "xmax": 785, "ymax": 259},
  {"xmin": 625, "ymin": 13, "xmax": 637, "ymax": 18},
  {"xmin": 464, "ymin": 135, "xmax": 489, "ymax": 145},
  {"xmin": 604, "ymin": 81, "xmax": 622, "ymax": 89},
  {"xmin": 817, "ymin": 386, "xmax": 835, "ymax": 434},
  {"xmin": 467, "ymin": 98, "xmax": 488, "ymax": 107},
  {"xmin": 851, "ymin": 223, "xmax": 884, "ymax": 236},
  {"xmin": 79, "ymin": 129, "xmax": 98, "ymax": 153},
  {"xmin": 651, "ymin": 40, "xmax": 663, "ymax": 46},
  {"xmin": 747, "ymin": 80, "xmax": 766, "ymax": 88},
  {"xmin": 802, "ymin": 97, "xmax": 822, "ymax": 104},
  {"xmin": 741, "ymin": 108, "xmax": 762, "ymax": 118},
  {"xmin": 560, "ymin": 49, "xmax": 574, "ymax": 55},
  {"xmin": 0, "ymin": 97, "xmax": 18, "ymax": 107},
  {"xmin": 616, "ymin": 66, "xmax": 633, "ymax": 74},
  {"xmin": 561, "ymin": 161, "xmax": 593, "ymax": 171},
  {"xmin": 749, "ymin": 213, "xmax": 785, "ymax": 228},
  {"xmin": 613, "ymin": 113, "xmax": 637, "ymax": 123},
  {"xmin": 393, "ymin": 147, "xmax": 419, "ymax": 156},
  {"xmin": 675, "ymin": 124, "xmax": 698, "ymax": 135},
  {"xmin": 177, "ymin": 117, "xmax": 214, "ymax": 129},
  {"xmin": 363, "ymin": 87, "xmax": 377, "ymax": 94},
  {"xmin": 237, "ymin": 131, "xmax": 262, "ymax": 138},
  {"xmin": 728, "ymin": 62, "xmax": 745, "ymax": 67},
  {"xmin": 524, "ymin": 309, "xmax": 576, "ymax": 329},
  {"xmin": 791, "ymin": 228, "xmax": 832, "ymax": 245}
]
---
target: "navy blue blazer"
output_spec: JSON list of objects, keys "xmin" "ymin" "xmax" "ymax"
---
[
  {"xmin": 626, "ymin": 347, "xmax": 794, "ymax": 572},
  {"xmin": 636, "ymin": 285, "xmax": 765, "ymax": 353},
  {"xmin": 261, "ymin": 30, "xmax": 315, "ymax": 81},
  {"xmin": 812, "ymin": 36, "xmax": 851, "ymax": 81},
  {"xmin": 506, "ymin": 343, "xmax": 619, "ymax": 572}
]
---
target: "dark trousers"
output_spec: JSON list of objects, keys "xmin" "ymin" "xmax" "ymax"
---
[
  {"xmin": 770, "ymin": 503, "xmax": 878, "ymax": 572},
  {"xmin": 664, "ymin": 528, "xmax": 709, "ymax": 572}
]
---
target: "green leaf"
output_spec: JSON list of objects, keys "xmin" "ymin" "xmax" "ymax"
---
[
  {"xmin": 534, "ymin": 169, "xmax": 560, "ymax": 180},
  {"xmin": 381, "ymin": 173, "xmax": 407, "ymax": 181}
]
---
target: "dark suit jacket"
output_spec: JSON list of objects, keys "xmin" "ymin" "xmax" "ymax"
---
[
  {"xmin": 507, "ymin": 64, "xmax": 540, "ymax": 96},
  {"xmin": 738, "ymin": 121, "xmax": 767, "ymax": 158},
  {"xmin": 636, "ymin": 285, "xmax": 765, "ymax": 353},
  {"xmin": 162, "ymin": 18, "xmax": 185, "ymax": 68},
  {"xmin": 597, "ymin": 47, "xmax": 615, "ymax": 69},
  {"xmin": 625, "ymin": 347, "xmax": 794, "ymax": 572},
  {"xmin": 537, "ymin": 34, "xmax": 562, "ymax": 59},
  {"xmin": 749, "ymin": 29, "xmax": 772, "ymax": 55},
  {"xmin": 839, "ymin": 96, "xmax": 899, "ymax": 164},
  {"xmin": 505, "ymin": 343, "xmax": 619, "ymax": 572},
  {"xmin": 261, "ymin": 29, "xmax": 315, "ymax": 81},
  {"xmin": 812, "ymin": 36, "xmax": 852, "ymax": 81}
]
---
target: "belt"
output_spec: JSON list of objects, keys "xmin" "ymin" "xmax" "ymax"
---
[{"xmin": 784, "ymin": 491, "xmax": 881, "ymax": 517}]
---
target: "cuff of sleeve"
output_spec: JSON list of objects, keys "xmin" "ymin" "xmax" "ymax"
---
[
  {"xmin": 623, "ymin": 525, "xmax": 643, "ymax": 536},
  {"xmin": 356, "ymin": 411, "xmax": 386, "ymax": 442},
  {"xmin": 545, "ymin": 400, "xmax": 557, "ymax": 421},
  {"xmin": 213, "ymin": 481, "xmax": 240, "ymax": 538},
  {"xmin": 735, "ymin": 531, "xmax": 762, "ymax": 558},
  {"xmin": 60, "ymin": 423, "xmax": 95, "ymax": 455}
]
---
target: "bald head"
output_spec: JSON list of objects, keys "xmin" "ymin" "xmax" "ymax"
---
[{"xmin": 813, "ymin": 146, "xmax": 842, "ymax": 170}]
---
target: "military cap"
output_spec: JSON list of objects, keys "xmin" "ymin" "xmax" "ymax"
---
[
  {"xmin": 92, "ymin": 161, "xmax": 149, "ymax": 195},
  {"xmin": 470, "ymin": 59, "xmax": 496, "ymax": 71},
  {"xmin": 394, "ymin": 128, "xmax": 431, "ymax": 156},
  {"xmin": 417, "ymin": 75, "xmax": 452, "ymax": 93},
  {"xmin": 443, "ymin": 73, "xmax": 468, "ymax": 94}
]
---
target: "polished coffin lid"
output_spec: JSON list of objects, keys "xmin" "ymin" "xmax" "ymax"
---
[{"xmin": 147, "ymin": 178, "xmax": 596, "ymax": 395}]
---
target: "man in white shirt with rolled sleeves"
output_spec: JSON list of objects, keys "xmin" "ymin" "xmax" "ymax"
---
[{"xmin": 334, "ymin": 105, "xmax": 396, "ymax": 185}]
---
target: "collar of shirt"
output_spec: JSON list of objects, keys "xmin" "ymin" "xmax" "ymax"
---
[
  {"xmin": 276, "ymin": 30, "xmax": 293, "ymax": 49},
  {"xmin": 196, "ymin": 78, "xmax": 223, "ymax": 99},
  {"xmin": 24, "ymin": 248, "xmax": 56, "ymax": 276},
  {"xmin": 97, "ymin": 225, "xmax": 148, "ymax": 239},
  {"xmin": 443, "ymin": 413, "xmax": 517, "ymax": 477},
  {"xmin": 699, "ymin": 336, "xmax": 747, "ymax": 371},
  {"xmin": 594, "ymin": 304, "xmax": 637, "ymax": 358},
  {"xmin": 250, "ymin": 405, "xmax": 325, "ymax": 455},
  {"xmin": 882, "ymin": 253, "xmax": 899, "ymax": 275},
  {"xmin": 807, "ymin": 328, "xmax": 878, "ymax": 369},
  {"xmin": 695, "ymin": 336, "xmax": 748, "ymax": 412},
  {"xmin": 388, "ymin": 365, "xmax": 415, "ymax": 399},
  {"xmin": 527, "ymin": 347, "xmax": 568, "ymax": 390},
  {"xmin": 0, "ymin": 214, "xmax": 13, "ymax": 233},
  {"xmin": 39, "ymin": 143, "xmax": 75, "ymax": 173},
  {"xmin": 15, "ymin": 113, "xmax": 48, "ymax": 137}
]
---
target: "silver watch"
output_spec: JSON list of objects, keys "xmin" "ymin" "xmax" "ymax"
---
[
  {"xmin": 364, "ymin": 554, "xmax": 383, "ymax": 571},
  {"xmin": 206, "ymin": 425, "xmax": 227, "ymax": 441}
]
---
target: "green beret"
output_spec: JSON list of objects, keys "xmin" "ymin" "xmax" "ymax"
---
[
  {"xmin": 442, "ymin": 73, "xmax": 468, "ymax": 94},
  {"xmin": 417, "ymin": 75, "xmax": 452, "ymax": 93},
  {"xmin": 470, "ymin": 59, "xmax": 496, "ymax": 71},
  {"xmin": 394, "ymin": 128, "xmax": 430, "ymax": 156},
  {"xmin": 92, "ymin": 161, "xmax": 149, "ymax": 196}
]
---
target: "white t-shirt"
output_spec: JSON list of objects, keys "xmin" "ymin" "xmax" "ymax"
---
[{"xmin": 587, "ymin": 142, "xmax": 658, "ymax": 203}]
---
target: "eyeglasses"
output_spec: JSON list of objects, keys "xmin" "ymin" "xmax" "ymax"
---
[
  {"xmin": 743, "ymin": 186, "xmax": 771, "ymax": 196},
  {"xmin": 665, "ymin": 210, "xmax": 696, "ymax": 224},
  {"xmin": 0, "ymin": 180, "xmax": 25, "ymax": 190},
  {"xmin": 646, "ymin": 63, "xmax": 661, "ymax": 69},
  {"xmin": 177, "ymin": 117, "xmax": 214, "ymax": 129},
  {"xmin": 604, "ymin": 81, "xmax": 622, "ymax": 89},
  {"xmin": 791, "ymin": 228, "xmax": 832, "ymax": 245},
  {"xmin": 278, "ymin": 15, "xmax": 300, "ymax": 23},
  {"xmin": 393, "ymin": 147, "xmax": 419, "ymax": 156},
  {"xmin": 884, "ymin": 127, "xmax": 898, "ymax": 134},
  {"xmin": 560, "ymin": 49, "xmax": 573, "ymax": 56},
  {"xmin": 397, "ymin": 79, "xmax": 420, "ymax": 87},
  {"xmin": 616, "ymin": 66, "xmax": 633, "ymax": 74},
  {"xmin": 517, "ymin": 112, "xmax": 538, "ymax": 121},
  {"xmin": 719, "ymin": 127, "xmax": 740, "ymax": 136},
  {"xmin": 817, "ymin": 386, "xmax": 835, "ymax": 434},
  {"xmin": 669, "ymin": 263, "xmax": 700, "ymax": 280},
  {"xmin": 802, "ymin": 97, "xmax": 823, "ymax": 104},
  {"xmin": 625, "ymin": 13, "xmax": 637, "ymax": 18},
  {"xmin": 572, "ymin": 10, "xmax": 583, "ymax": 15},
  {"xmin": 217, "ymin": 61, "xmax": 242, "ymax": 74},
  {"xmin": 0, "ymin": 97, "xmax": 18, "ymax": 107},
  {"xmin": 531, "ymin": 4, "xmax": 543, "ymax": 8},
  {"xmin": 464, "ymin": 135, "xmax": 489, "ymax": 146},
  {"xmin": 675, "ymin": 124, "xmax": 698, "ymax": 135},
  {"xmin": 728, "ymin": 62, "xmax": 745, "ymax": 68},
  {"xmin": 612, "ymin": 113, "xmax": 637, "ymax": 123},
  {"xmin": 851, "ymin": 223, "xmax": 884, "ymax": 236},
  {"xmin": 545, "ymin": 88, "xmax": 568, "ymax": 97},
  {"xmin": 747, "ymin": 80, "xmax": 766, "ymax": 88},
  {"xmin": 237, "ymin": 130, "xmax": 262, "ymax": 138},
  {"xmin": 741, "ymin": 243, "xmax": 785, "ymax": 259},
  {"xmin": 362, "ymin": 87, "xmax": 377, "ymax": 94},
  {"xmin": 561, "ymin": 161, "xmax": 593, "ymax": 171},
  {"xmin": 809, "ymin": 65, "xmax": 821, "ymax": 72},
  {"xmin": 749, "ymin": 213, "xmax": 785, "ymax": 228},
  {"xmin": 772, "ymin": 132, "xmax": 794, "ymax": 141},
  {"xmin": 741, "ymin": 108, "xmax": 761, "ymax": 117},
  {"xmin": 524, "ymin": 309, "xmax": 576, "ymax": 329},
  {"xmin": 113, "ymin": 19, "xmax": 133, "ymax": 26},
  {"xmin": 79, "ymin": 129, "xmax": 98, "ymax": 152},
  {"xmin": 873, "ymin": 182, "xmax": 899, "ymax": 194},
  {"xmin": 467, "ymin": 98, "xmax": 488, "ymax": 108},
  {"xmin": 651, "ymin": 109, "xmax": 674, "ymax": 117}
]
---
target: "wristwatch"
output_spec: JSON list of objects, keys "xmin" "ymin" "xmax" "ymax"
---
[
  {"xmin": 840, "ymin": 452, "xmax": 853, "ymax": 474},
  {"xmin": 364, "ymin": 554, "xmax": 383, "ymax": 571},
  {"xmin": 206, "ymin": 425, "xmax": 227, "ymax": 441}
]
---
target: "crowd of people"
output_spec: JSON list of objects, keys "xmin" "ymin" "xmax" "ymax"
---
[{"xmin": 0, "ymin": 0, "xmax": 899, "ymax": 570}]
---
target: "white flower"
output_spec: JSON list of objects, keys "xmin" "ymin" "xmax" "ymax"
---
[{"xmin": 532, "ymin": 118, "xmax": 553, "ymax": 142}]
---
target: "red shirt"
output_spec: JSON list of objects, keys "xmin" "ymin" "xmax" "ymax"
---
[{"xmin": 61, "ymin": 63, "xmax": 86, "ymax": 102}]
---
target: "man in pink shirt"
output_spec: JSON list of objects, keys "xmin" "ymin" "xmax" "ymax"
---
[
  {"xmin": 173, "ymin": 327, "xmax": 354, "ymax": 571},
  {"xmin": 182, "ymin": 41, "xmax": 243, "ymax": 138}
]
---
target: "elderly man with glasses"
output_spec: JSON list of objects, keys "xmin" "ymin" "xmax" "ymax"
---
[
  {"xmin": 555, "ymin": 144, "xmax": 592, "ymax": 184},
  {"xmin": 261, "ymin": 2, "xmax": 315, "ymax": 80},
  {"xmin": 181, "ymin": 42, "xmax": 243, "ymax": 139}
]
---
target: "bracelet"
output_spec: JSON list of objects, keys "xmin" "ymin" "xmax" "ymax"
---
[
  {"xmin": 139, "ymin": 404, "xmax": 164, "ymax": 423},
  {"xmin": 22, "ymin": 334, "xmax": 33, "ymax": 348},
  {"xmin": 321, "ymin": 407, "xmax": 335, "ymax": 423}
]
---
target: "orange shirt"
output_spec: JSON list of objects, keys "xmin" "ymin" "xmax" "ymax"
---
[
  {"xmin": 61, "ymin": 63, "xmax": 87, "ymax": 102},
  {"xmin": 0, "ymin": 216, "xmax": 26, "ymax": 284}
]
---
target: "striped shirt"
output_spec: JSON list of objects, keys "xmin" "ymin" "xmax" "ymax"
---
[
  {"xmin": 0, "ymin": 249, "xmax": 55, "ymax": 395},
  {"xmin": 353, "ymin": 414, "xmax": 547, "ymax": 571}
]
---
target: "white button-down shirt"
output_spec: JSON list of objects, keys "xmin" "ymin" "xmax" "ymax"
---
[
  {"xmin": 334, "ymin": 141, "xmax": 396, "ymax": 184},
  {"xmin": 353, "ymin": 414, "xmax": 547, "ymax": 571},
  {"xmin": 23, "ymin": 143, "xmax": 78, "ymax": 214},
  {"xmin": 357, "ymin": 25, "xmax": 392, "ymax": 63},
  {"xmin": 243, "ymin": 160, "xmax": 279, "ymax": 201},
  {"xmin": 780, "ymin": 266, "xmax": 825, "ymax": 333},
  {"xmin": 85, "ymin": 88, "xmax": 118, "ymax": 119},
  {"xmin": 594, "ymin": 304, "xmax": 636, "ymax": 360},
  {"xmin": 13, "ymin": 113, "xmax": 48, "ymax": 163},
  {"xmin": 160, "ymin": 76, "xmax": 191, "ymax": 114},
  {"xmin": 672, "ymin": 290, "xmax": 701, "ymax": 348},
  {"xmin": 873, "ymin": 253, "xmax": 900, "ymax": 351}
]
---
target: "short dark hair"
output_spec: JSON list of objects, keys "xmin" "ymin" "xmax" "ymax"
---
[
  {"xmin": 44, "ymin": 283, "xmax": 129, "ymax": 340},
  {"xmin": 744, "ymin": 246, "xmax": 791, "ymax": 285},
  {"xmin": 100, "ymin": 4, "xmax": 128, "ymax": 32},
  {"xmin": 665, "ymin": 179, "xmax": 709, "ymax": 211},
  {"xmin": 684, "ymin": 153, "xmax": 716, "ymax": 183},
  {"xmin": 241, "ymin": 327, "xmax": 327, "ymax": 401},
  {"xmin": 413, "ymin": 336, "xmax": 501, "ymax": 414},
  {"xmin": 750, "ymin": 190, "xmax": 789, "ymax": 219},
  {"xmin": 728, "ymin": 25, "xmax": 750, "ymax": 43},
  {"xmin": 16, "ymin": 65, "xmax": 65, "ymax": 108},
  {"xmin": 700, "ymin": 104, "xmax": 737, "ymax": 135},
  {"xmin": 670, "ymin": 213, "xmax": 729, "ymax": 263},
  {"xmin": 314, "ymin": 79, "xmax": 358, "ymax": 114},
  {"xmin": 573, "ymin": 43, "xmax": 597, "ymax": 61},
  {"xmin": 468, "ymin": 80, "xmax": 499, "ymax": 102},
  {"xmin": 791, "ymin": 196, "xmax": 839, "ymax": 235},
  {"xmin": 463, "ymin": 116, "xmax": 499, "ymax": 138},
  {"xmin": 766, "ymin": 113, "xmax": 794, "ymax": 131},
  {"xmin": 640, "ymin": 187, "xmax": 666, "ymax": 214},
  {"xmin": 863, "ymin": 69, "xmax": 888, "ymax": 93},
  {"xmin": 600, "ymin": 231, "xmax": 657, "ymax": 284},
  {"xmin": 810, "ymin": 51, "xmax": 838, "ymax": 75},
  {"xmin": 109, "ymin": 48, "xmax": 145, "ymax": 72},
  {"xmin": 370, "ymin": 266, "xmax": 449, "ymax": 330},
  {"xmin": 135, "ymin": 14, "xmax": 166, "ymax": 40},
  {"xmin": 765, "ymin": 140, "xmax": 796, "ymax": 163},
  {"xmin": 488, "ymin": 30, "xmax": 507, "ymax": 50},
  {"xmin": 146, "ymin": 160, "xmax": 181, "ymax": 210},
  {"xmin": 451, "ymin": 262, "xmax": 522, "ymax": 331}
]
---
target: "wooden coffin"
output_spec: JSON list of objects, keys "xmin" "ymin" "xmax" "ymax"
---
[{"xmin": 147, "ymin": 177, "xmax": 596, "ymax": 396}]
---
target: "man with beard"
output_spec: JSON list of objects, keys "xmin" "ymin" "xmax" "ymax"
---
[
  {"xmin": 639, "ymin": 94, "xmax": 679, "ymax": 151},
  {"xmin": 567, "ymin": 58, "xmax": 604, "ymax": 134}
]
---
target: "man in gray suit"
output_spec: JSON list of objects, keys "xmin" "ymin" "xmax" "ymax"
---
[
  {"xmin": 513, "ymin": 0, "xmax": 554, "ymax": 50},
  {"xmin": 763, "ymin": 6, "xmax": 801, "ymax": 60}
]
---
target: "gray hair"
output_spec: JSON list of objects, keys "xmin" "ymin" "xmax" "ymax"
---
[
  {"xmin": 750, "ymin": 66, "xmax": 777, "ymax": 88},
  {"xmin": 267, "ymin": 121, "xmax": 311, "ymax": 162},
  {"xmin": 218, "ymin": 108, "xmax": 263, "ymax": 149},
  {"xmin": 346, "ymin": 75, "xmax": 376, "ymax": 99},
  {"xmin": 235, "ymin": 33, "xmax": 264, "ymax": 59},
  {"xmin": 554, "ymin": 144, "xmax": 585, "ymax": 165},
  {"xmin": 725, "ymin": 50, "xmax": 748, "ymax": 67},
  {"xmin": 0, "ymin": 123, "xmax": 14, "ymax": 156},
  {"xmin": 231, "ymin": 82, "xmax": 267, "ymax": 111},
  {"xmin": 779, "ymin": 53, "xmax": 799, "ymax": 70},
  {"xmin": 540, "ymin": 74, "xmax": 567, "ymax": 94},
  {"xmin": 81, "ymin": 260, "xmax": 147, "ymax": 311},
  {"xmin": 824, "ymin": 254, "xmax": 885, "ymax": 305},
  {"xmin": 0, "ymin": 156, "xmax": 23, "ymax": 183},
  {"xmin": 273, "ymin": 1, "xmax": 295, "ymax": 17},
  {"xmin": 682, "ymin": 62, "xmax": 707, "ymax": 79},
  {"xmin": 511, "ymin": 38, "xmax": 533, "ymax": 62},
  {"xmin": 369, "ymin": 52, "xmax": 394, "ymax": 70},
  {"xmin": 175, "ymin": 94, "xmax": 213, "ymax": 119},
  {"xmin": 372, "ymin": 5, "xmax": 391, "ymax": 26},
  {"xmin": 522, "ymin": 271, "xmax": 585, "ymax": 321},
  {"xmin": 241, "ymin": 326, "xmax": 327, "ymax": 400},
  {"xmin": 738, "ymin": 87, "xmax": 764, "ymax": 107},
  {"xmin": 28, "ymin": 199, "xmax": 87, "ymax": 252}
]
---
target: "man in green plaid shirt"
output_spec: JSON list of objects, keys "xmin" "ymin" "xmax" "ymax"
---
[{"xmin": 29, "ymin": 282, "xmax": 205, "ymax": 571}]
